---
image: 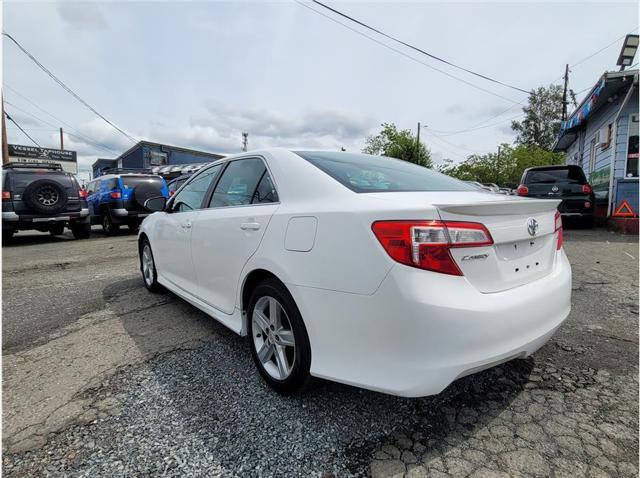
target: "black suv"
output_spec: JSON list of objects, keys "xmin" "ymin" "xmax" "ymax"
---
[
  {"xmin": 2, "ymin": 162, "xmax": 91, "ymax": 242},
  {"xmin": 518, "ymin": 165, "xmax": 595, "ymax": 226}
]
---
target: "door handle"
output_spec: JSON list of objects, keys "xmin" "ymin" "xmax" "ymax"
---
[{"xmin": 240, "ymin": 222, "xmax": 261, "ymax": 231}]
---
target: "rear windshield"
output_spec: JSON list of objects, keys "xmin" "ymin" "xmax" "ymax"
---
[
  {"xmin": 295, "ymin": 151, "xmax": 475, "ymax": 193},
  {"xmin": 525, "ymin": 167, "xmax": 586, "ymax": 184},
  {"xmin": 120, "ymin": 176, "xmax": 163, "ymax": 189}
]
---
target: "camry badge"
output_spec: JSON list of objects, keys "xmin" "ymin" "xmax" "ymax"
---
[{"xmin": 527, "ymin": 218, "xmax": 539, "ymax": 237}]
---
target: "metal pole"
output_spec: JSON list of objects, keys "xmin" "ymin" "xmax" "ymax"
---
[
  {"xmin": 60, "ymin": 127, "xmax": 64, "ymax": 150},
  {"xmin": 416, "ymin": 122, "xmax": 421, "ymax": 159}
]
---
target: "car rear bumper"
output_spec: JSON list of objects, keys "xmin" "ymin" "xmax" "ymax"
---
[
  {"xmin": 289, "ymin": 249, "xmax": 571, "ymax": 397},
  {"xmin": 110, "ymin": 208, "xmax": 150, "ymax": 223}
]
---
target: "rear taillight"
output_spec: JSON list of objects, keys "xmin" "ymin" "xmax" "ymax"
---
[
  {"xmin": 110, "ymin": 190, "xmax": 122, "ymax": 199},
  {"xmin": 79, "ymin": 189, "xmax": 87, "ymax": 199},
  {"xmin": 582, "ymin": 184, "xmax": 592, "ymax": 194},
  {"xmin": 555, "ymin": 210, "xmax": 563, "ymax": 250},
  {"xmin": 2, "ymin": 191, "xmax": 11, "ymax": 200},
  {"xmin": 371, "ymin": 220, "xmax": 493, "ymax": 276},
  {"xmin": 517, "ymin": 184, "xmax": 529, "ymax": 196}
]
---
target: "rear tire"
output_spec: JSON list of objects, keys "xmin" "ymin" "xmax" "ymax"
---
[
  {"xmin": 71, "ymin": 222, "xmax": 91, "ymax": 239},
  {"xmin": 128, "ymin": 222, "xmax": 140, "ymax": 234},
  {"xmin": 102, "ymin": 212, "xmax": 119, "ymax": 235},
  {"xmin": 247, "ymin": 278, "xmax": 312, "ymax": 394},
  {"xmin": 140, "ymin": 239, "xmax": 162, "ymax": 292},
  {"xmin": 50, "ymin": 224, "xmax": 65, "ymax": 236}
]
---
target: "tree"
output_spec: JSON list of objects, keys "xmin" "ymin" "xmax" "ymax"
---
[
  {"xmin": 363, "ymin": 123, "xmax": 432, "ymax": 167},
  {"xmin": 439, "ymin": 144, "xmax": 564, "ymax": 187},
  {"xmin": 511, "ymin": 85, "xmax": 563, "ymax": 150}
]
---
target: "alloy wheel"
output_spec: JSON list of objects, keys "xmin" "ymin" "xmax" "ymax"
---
[
  {"xmin": 141, "ymin": 244, "xmax": 154, "ymax": 286},
  {"xmin": 36, "ymin": 186, "xmax": 59, "ymax": 206},
  {"xmin": 252, "ymin": 295, "xmax": 296, "ymax": 380}
]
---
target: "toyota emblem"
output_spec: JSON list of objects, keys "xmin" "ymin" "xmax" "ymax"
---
[
  {"xmin": 527, "ymin": 218, "xmax": 539, "ymax": 237},
  {"xmin": 551, "ymin": 185, "xmax": 559, "ymax": 192}
]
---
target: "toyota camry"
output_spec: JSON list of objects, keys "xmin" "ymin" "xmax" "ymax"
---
[{"xmin": 138, "ymin": 149, "xmax": 571, "ymax": 397}]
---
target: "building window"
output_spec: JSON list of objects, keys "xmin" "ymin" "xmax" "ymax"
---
[
  {"xmin": 148, "ymin": 151, "xmax": 168, "ymax": 166},
  {"xmin": 588, "ymin": 137, "xmax": 597, "ymax": 174},
  {"xmin": 626, "ymin": 114, "xmax": 639, "ymax": 178}
]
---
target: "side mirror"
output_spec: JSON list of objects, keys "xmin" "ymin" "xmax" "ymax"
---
[{"xmin": 144, "ymin": 196, "xmax": 167, "ymax": 212}]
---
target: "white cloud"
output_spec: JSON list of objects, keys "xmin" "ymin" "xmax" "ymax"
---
[{"xmin": 57, "ymin": 2, "xmax": 106, "ymax": 29}]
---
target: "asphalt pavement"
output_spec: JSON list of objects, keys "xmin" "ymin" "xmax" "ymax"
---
[{"xmin": 2, "ymin": 226, "xmax": 638, "ymax": 477}]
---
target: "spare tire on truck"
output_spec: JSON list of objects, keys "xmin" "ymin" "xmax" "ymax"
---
[
  {"xmin": 23, "ymin": 179, "xmax": 68, "ymax": 214},
  {"xmin": 132, "ymin": 182, "xmax": 163, "ymax": 210}
]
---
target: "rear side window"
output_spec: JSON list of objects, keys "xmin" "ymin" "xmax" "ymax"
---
[
  {"xmin": 121, "ymin": 176, "xmax": 163, "ymax": 189},
  {"xmin": 295, "ymin": 151, "xmax": 474, "ymax": 193},
  {"xmin": 525, "ymin": 167, "xmax": 586, "ymax": 184}
]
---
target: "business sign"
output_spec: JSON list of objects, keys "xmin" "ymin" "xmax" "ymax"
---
[{"xmin": 8, "ymin": 144, "xmax": 78, "ymax": 173}]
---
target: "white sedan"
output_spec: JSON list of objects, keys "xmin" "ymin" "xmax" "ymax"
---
[{"xmin": 139, "ymin": 149, "xmax": 571, "ymax": 397}]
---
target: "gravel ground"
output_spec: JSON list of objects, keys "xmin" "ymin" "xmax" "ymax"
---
[{"xmin": 2, "ymin": 228, "xmax": 638, "ymax": 477}]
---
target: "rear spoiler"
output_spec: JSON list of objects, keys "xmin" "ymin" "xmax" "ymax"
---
[{"xmin": 433, "ymin": 198, "xmax": 561, "ymax": 216}]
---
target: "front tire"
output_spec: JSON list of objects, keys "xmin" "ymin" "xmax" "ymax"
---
[
  {"xmin": 247, "ymin": 279, "xmax": 312, "ymax": 394},
  {"xmin": 140, "ymin": 239, "xmax": 162, "ymax": 292}
]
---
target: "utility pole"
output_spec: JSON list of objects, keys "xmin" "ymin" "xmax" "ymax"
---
[
  {"xmin": 415, "ymin": 122, "xmax": 421, "ymax": 159},
  {"xmin": 59, "ymin": 127, "xmax": 64, "ymax": 150},
  {"xmin": 496, "ymin": 145, "xmax": 501, "ymax": 185},
  {"xmin": 241, "ymin": 132, "xmax": 248, "ymax": 152},
  {"xmin": 1, "ymin": 93, "xmax": 9, "ymax": 164},
  {"xmin": 561, "ymin": 63, "xmax": 569, "ymax": 121}
]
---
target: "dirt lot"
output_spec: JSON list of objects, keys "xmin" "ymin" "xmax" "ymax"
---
[{"xmin": 2, "ymin": 227, "xmax": 638, "ymax": 477}]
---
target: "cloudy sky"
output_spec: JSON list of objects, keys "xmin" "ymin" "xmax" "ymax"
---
[{"xmin": 3, "ymin": 0, "xmax": 638, "ymax": 178}]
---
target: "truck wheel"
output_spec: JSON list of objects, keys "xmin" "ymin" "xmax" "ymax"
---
[
  {"xmin": 102, "ymin": 213, "xmax": 119, "ymax": 235},
  {"xmin": 71, "ymin": 222, "xmax": 91, "ymax": 239}
]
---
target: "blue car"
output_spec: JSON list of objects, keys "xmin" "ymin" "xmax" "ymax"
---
[{"xmin": 85, "ymin": 174, "xmax": 168, "ymax": 234}]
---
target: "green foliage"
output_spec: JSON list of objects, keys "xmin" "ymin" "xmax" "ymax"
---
[
  {"xmin": 363, "ymin": 123, "xmax": 432, "ymax": 167},
  {"xmin": 438, "ymin": 144, "xmax": 564, "ymax": 187},
  {"xmin": 511, "ymin": 85, "xmax": 563, "ymax": 150}
]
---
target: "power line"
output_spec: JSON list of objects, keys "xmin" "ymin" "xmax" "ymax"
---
[
  {"xmin": 308, "ymin": 0, "xmax": 530, "ymax": 94},
  {"xmin": 570, "ymin": 28, "xmax": 638, "ymax": 69},
  {"xmin": 4, "ymin": 99, "xmax": 120, "ymax": 155},
  {"xmin": 294, "ymin": 1, "xmax": 522, "ymax": 105},
  {"xmin": 3, "ymin": 31, "xmax": 137, "ymax": 144},
  {"xmin": 4, "ymin": 85, "xmax": 121, "ymax": 154},
  {"xmin": 4, "ymin": 111, "xmax": 41, "ymax": 147}
]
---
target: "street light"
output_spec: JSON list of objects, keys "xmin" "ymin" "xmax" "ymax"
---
[{"xmin": 617, "ymin": 34, "xmax": 639, "ymax": 71}]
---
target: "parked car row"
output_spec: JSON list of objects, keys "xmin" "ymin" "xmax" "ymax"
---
[{"xmin": 2, "ymin": 162, "xmax": 170, "ymax": 242}]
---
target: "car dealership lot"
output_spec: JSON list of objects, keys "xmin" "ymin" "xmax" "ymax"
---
[{"xmin": 2, "ymin": 228, "xmax": 638, "ymax": 477}]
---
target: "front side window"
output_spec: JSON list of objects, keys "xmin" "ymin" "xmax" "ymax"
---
[
  {"xmin": 171, "ymin": 165, "xmax": 221, "ymax": 212},
  {"xmin": 295, "ymin": 151, "xmax": 475, "ymax": 193},
  {"xmin": 210, "ymin": 158, "xmax": 276, "ymax": 207}
]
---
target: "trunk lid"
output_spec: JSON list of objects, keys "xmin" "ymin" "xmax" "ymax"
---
[
  {"xmin": 366, "ymin": 192, "xmax": 561, "ymax": 293},
  {"xmin": 435, "ymin": 197, "xmax": 560, "ymax": 293}
]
